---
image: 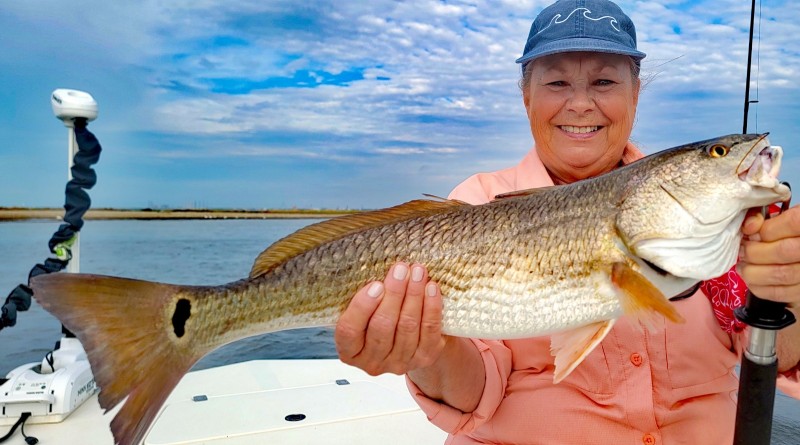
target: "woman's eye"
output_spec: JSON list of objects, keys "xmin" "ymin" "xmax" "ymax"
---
[
  {"xmin": 547, "ymin": 80, "xmax": 567, "ymax": 87},
  {"xmin": 595, "ymin": 79, "xmax": 616, "ymax": 86}
]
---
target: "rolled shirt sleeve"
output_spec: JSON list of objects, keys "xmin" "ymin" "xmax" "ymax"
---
[{"xmin": 405, "ymin": 339, "xmax": 513, "ymax": 434}]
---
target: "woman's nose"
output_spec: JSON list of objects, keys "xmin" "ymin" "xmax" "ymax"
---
[{"xmin": 566, "ymin": 86, "xmax": 594, "ymax": 114}]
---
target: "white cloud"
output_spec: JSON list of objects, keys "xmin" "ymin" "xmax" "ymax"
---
[{"xmin": 1, "ymin": 0, "xmax": 799, "ymax": 209}]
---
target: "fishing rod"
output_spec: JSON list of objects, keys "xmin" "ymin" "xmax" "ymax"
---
[
  {"xmin": 742, "ymin": 0, "xmax": 757, "ymax": 134},
  {"xmin": 733, "ymin": 1, "xmax": 796, "ymax": 444}
]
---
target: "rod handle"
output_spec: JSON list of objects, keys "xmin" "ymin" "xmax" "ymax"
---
[{"xmin": 733, "ymin": 355, "xmax": 778, "ymax": 445}]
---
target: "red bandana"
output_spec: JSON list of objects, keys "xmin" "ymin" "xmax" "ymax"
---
[{"xmin": 701, "ymin": 267, "xmax": 748, "ymax": 334}]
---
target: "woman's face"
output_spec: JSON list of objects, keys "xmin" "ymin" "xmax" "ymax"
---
[{"xmin": 523, "ymin": 52, "xmax": 640, "ymax": 184}]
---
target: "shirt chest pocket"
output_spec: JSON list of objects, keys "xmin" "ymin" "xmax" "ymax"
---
[
  {"xmin": 664, "ymin": 296, "xmax": 739, "ymax": 389},
  {"xmin": 561, "ymin": 342, "xmax": 615, "ymax": 395}
]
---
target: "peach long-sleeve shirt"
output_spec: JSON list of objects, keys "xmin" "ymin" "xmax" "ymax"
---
[{"xmin": 407, "ymin": 144, "xmax": 800, "ymax": 445}]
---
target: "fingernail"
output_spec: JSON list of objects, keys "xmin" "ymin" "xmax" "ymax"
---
[
  {"xmin": 426, "ymin": 282, "xmax": 437, "ymax": 297},
  {"xmin": 411, "ymin": 265, "xmax": 424, "ymax": 282},
  {"xmin": 367, "ymin": 282, "xmax": 383, "ymax": 298},
  {"xmin": 393, "ymin": 263, "xmax": 408, "ymax": 280}
]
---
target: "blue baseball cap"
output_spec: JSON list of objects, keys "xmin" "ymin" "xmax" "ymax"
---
[{"xmin": 516, "ymin": 0, "xmax": 646, "ymax": 67}]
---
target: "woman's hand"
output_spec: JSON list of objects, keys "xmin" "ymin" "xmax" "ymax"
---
[
  {"xmin": 335, "ymin": 262, "xmax": 447, "ymax": 376},
  {"xmin": 738, "ymin": 205, "xmax": 800, "ymax": 372},
  {"xmin": 738, "ymin": 205, "xmax": 800, "ymax": 305},
  {"xmin": 335, "ymin": 262, "xmax": 486, "ymax": 410}
]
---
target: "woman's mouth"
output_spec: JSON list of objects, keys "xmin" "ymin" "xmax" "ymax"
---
[{"xmin": 559, "ymin": 125, "xmax": 601, "ymax": 134}]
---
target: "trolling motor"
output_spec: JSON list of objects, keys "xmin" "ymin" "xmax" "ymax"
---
[
  {"xmin": 48, "ymin": 88, "xmax": 98, "ymax": 281},
  {"xmin": 0, "ymin": 90, "xmax": 100, "ymax": 437},
  {"xmin": 732, "ymin": 185, "xmax": 796, "ymax": 445}
]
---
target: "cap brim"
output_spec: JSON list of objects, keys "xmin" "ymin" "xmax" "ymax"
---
[{"xmin": 515, "ymin": 37, "xmax": 646, "ymax": 65}]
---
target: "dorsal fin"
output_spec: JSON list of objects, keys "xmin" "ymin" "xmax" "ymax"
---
[
  {"xmin": 422, "ymin": 193, "xmax": 470, "ymax": 205},
  {"xmin": 494, "ymin": 186, "xmax": 556, "ymax": 200},
  {"xmin": 249, "ymin": 199, "xmax": 468, "ymax": 278}
]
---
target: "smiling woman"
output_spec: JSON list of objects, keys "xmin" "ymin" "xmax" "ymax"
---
[{"xmin": 523, "ymin": 52, "xmax": 640, "ymax": 184}]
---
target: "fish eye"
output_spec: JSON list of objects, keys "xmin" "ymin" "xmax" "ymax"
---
[{"xmin": 709, "ymin": 144, "xmax": 729, "ymax": 158}]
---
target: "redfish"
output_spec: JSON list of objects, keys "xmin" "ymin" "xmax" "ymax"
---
[{"xmin": 31, "ymin": 133, "xmax": 790, "ymax": 445}]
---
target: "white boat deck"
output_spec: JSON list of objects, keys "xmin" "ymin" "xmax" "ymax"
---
[{"xmin": 4, "ymin": 360, "xmax": 447, "ymax": 445}]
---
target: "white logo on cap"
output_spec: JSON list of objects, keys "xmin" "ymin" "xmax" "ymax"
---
[{"xmin": 536, "ymin": 7, "xmax": 621, "ymax": 35}]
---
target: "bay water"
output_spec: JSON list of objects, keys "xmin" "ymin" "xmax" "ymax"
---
[{"xmin": 1, "ymin": 219, "xmax": 798, "ymax": 442}]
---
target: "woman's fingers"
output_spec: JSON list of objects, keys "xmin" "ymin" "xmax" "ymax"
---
[
  {"xmin": 335, "ymin": 262, "xmax": 447, "ymax": 376},
  {"xmin": 410, "ymin": 281, "xmax": 446, "ymax": 369},
  {"xmin": 334, "ymin": 280, "xmax": 385, "ymax": 361},
  {"xmin": 757, "ymin": 206, "xmax": 800, "ymax": 243},
  {"xmin": 738, "ymin": 205, "xmax": 800, "ymax": 304},
  {"xmin": 383, "ymin": 264, "xmax": 428, "ymax": 373},
  {"xmin": 360, "ymin": 263, "xmax": 412, "ymax": 374}
]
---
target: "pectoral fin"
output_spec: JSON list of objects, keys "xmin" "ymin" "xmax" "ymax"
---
[
  {"xmin": 612, "ymin": 262, "xmax": 684, "ymax": 330},
  {"xmin": 550, "ymin": 320, "xmax": 616, "ymax": 383}
]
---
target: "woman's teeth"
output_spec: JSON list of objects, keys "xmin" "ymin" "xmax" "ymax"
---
[{"xmin": 560, "ymin": 125, "xmax": 599, "ymax": 134}]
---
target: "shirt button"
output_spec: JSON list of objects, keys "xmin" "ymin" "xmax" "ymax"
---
[
  {"xmin": 642, "ymin": 433, "xmax": 656, "ymax": 445},
  {"xmin": 631, "ymin": 353, "xmax": 643, "ymax": 366}
]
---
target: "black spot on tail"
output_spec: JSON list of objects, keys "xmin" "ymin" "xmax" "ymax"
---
[{"xmin": 172, "ymin": 299, "xmax": 191, "ymax": 338}]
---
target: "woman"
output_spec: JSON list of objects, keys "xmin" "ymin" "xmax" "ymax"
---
[{"xmin": 335, "ymin": 0, "xmax": 800, "ymax": 443}]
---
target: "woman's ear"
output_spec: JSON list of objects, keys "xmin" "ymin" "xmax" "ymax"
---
[{"xmin": 523, "ymin": 88, "xmax": 531, "ymax": 112}]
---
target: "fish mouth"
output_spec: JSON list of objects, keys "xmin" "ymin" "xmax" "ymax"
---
[
  {"xmin": 735, "ymin": 135, "xmax": 791, "ymax": 202},
  {"xmin": 737, "ymin": 144, "xmax": 783, "ymax": 188}
]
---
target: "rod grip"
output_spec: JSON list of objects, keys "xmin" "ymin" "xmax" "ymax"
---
[{"xmin": 733, "ymin": 356, "xmax": 778, "ymax": 445}]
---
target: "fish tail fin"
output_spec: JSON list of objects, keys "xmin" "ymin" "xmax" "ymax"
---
[
  {"xmin": 31, "ymin": 273, "xmax": 204, "ymax": 445},
  {"xmin": 612, "ymin": 262, "xmax": 685, "ymax": 330}
]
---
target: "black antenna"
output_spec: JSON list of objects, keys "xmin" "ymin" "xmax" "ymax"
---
[{"xmin": 742, "ymin": 0, "xmax": 757, "ymax": 133}]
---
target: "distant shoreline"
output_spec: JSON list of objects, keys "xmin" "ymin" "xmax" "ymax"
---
[{"xmin": 0, "ymin": 208, "xmax": 360, "ymax": 221}]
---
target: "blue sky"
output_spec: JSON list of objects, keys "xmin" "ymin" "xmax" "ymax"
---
[{"xmin": 0, "ymin": 0, "xmax": 798, "ymax": 210}]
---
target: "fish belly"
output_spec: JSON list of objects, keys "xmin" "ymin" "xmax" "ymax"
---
[{"xmin": 440, "ymin": 271, "xmax": 624, "ymax": 339}]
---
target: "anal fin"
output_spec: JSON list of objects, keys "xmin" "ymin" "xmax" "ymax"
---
[{"xmin": 550, "ymin": 320, "xmax": 615, "ymax": 383}]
